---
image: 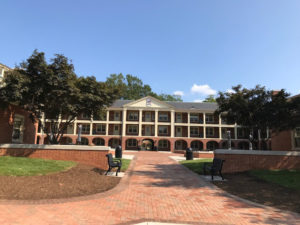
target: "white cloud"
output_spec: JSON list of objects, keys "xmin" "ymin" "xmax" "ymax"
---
[
  {"xmin": 193, "ymin": 99, "xmax": 203, "ymax": 103},
  {"xmin": 173, "ymin": 90, "xmax": 184, "ymax": 96},
  {"xmin": 226, "ymin": 89, "xmax": 235, "ymax": 94},
  {"xmin": 191, "ymin": 84, "xmax": 216, "ymax": 96}
]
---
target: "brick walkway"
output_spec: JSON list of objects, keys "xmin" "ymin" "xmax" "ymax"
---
[{"xmin": 0, "ymin": 152, "xmax": 299, "ymax": 225}]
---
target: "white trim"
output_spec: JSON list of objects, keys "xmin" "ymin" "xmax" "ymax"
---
[
  {"xmin": 0, "ymin": 144, "xmax": 111, "ymax": 151},
  {"xmin": 215, "ymin": 149, "xmax": 300, "ymax": 156}
]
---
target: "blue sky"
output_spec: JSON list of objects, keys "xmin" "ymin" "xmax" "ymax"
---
[{"xmin": 1, "ymin": 0, "xmax": 300, "ymax": 101}]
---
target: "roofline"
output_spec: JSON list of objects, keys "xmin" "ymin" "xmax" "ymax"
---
[{"xmin": 0, "ymin": 63, "xmax": 11, "ymax": 70}]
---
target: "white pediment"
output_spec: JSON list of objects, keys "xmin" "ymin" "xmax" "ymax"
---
[{"xmin": 124, "ymin": 96, "xmax": 174, "ymax": 109}]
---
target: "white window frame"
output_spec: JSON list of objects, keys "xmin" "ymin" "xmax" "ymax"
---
[
  {"xmin": 81, "ymin": 124, "xmax": 90, "ymax": 133},
  {"xmin": 12, "ymin": 115, "xmax": 25, "ymax": 143},
  {"xmin": 190, "ymin": 127, "xmax": 199, "ymax": 135},
  {"xmin": 176, "ymin": 113, "xmax": 182, "ymax": 123},
  {"xmin": 127, "ymin": 139, "xmax": 137, "ymax": 147},
  {"xmin": 128, "ymin": 112, "xmax": 138, "ymax": 121},
  {"xmin": 159, "ymin": 140, "xmax": 168, "ymax": 148},
  {"xmin": 82, "ymin": 113, "xmax": 90, "ymax": 120},
  {"xmin": 206, "ymin": 127, "xmax": 214, "ymax": 136},
  {"xmin": 158, "ymin": 112, "xmax": 169, "ymax": 122},
  {"xmin": 205, "ymin": 114, "xmax": 214, "ymax": 123},
  {"xmin": 96, "ymin": 124, "xmax": 106, "ymax": 133},
  {"xmin": 128, "ymin": 125, "xmax": 138, "ymax": 134},
  {"xmin": 158, "ymin": 126, "xmax": 168, "ymax": 135},
  {"xmin": 190, "ymin": 113, "xmax": 199, "ymax": 123},
  {"xmin": 114, "ymin": 112, "xmax": 120, "ymax": 121}
]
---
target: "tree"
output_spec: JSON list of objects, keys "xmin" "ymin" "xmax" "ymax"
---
[
  {"xmin": 0, "ymin": 50, "xmax": 119, "ymax": 144},
  {"xmin": 215, "ymin": 85, "xmax": 295, "ymax": 149},
  {"xmin": 105, "ymin": 73, "xmax": 182, "ymax": 101},
  {"xmin": 203, "ymin": 95, "xmax": 216, "ymax": 103}
]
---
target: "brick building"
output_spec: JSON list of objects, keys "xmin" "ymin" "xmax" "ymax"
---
[
  {"xmin": 1, "ymin": 63, "xmax": 299, "ymax": 151},
  {"xmin": 35, "ymin": 96, "xmax": 260, "ymax": 151}
]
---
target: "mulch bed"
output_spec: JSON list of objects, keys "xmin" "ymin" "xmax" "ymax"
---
[
  {"xmin": 0, "ymin": 164, "xmax": 121, "ymax": 200},
  {"xmin": 213, "ymin": 172, "xmax": 300, "ymax": 213}
]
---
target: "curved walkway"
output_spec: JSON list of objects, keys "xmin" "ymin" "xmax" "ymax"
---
[{"xmin": 0, "ymin": 151, "xmax": 299, "ymax": 225}]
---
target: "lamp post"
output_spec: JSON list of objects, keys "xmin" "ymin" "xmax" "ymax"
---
[
  {"xmin": 77, "ymin": 124, "xmax": 82, "ymax": 145},
  {"xmin": 249, "ymin": 133, "xmax": 254, "ymax": 150},
  {"xmin": 227, "ymin": 130, "xmax": 231, "ymax": 150}
]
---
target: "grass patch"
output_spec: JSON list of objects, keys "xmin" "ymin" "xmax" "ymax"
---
[
  {"xmin": 114, "ymin": 158, "xmax": 131, "ymax": 172},
  {"xmin": 0, "ymin": 156, "xmax": 77, "ymax": 176},
  {"xmin": 249, "ymin": 169, "xmax": 300, "ymax": 190},
  {"xmin": 180, "ymin": 158, "xmax": 213, "ymax": 175}
]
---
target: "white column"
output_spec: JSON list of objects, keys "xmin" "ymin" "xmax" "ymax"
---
[
  {"xmin": 203, "ymin": 113, "xmax": 206, "ymax": 138},
  {"xmin": 106, "ymin": 110, "xmax": 109, "ymax": 136},
  {"xmin": 219, "ymin": 115, "xmax": 222, "ymax": 139},
  {"xmin": 171, "ymin": 110, "xmax": 175, "ymax": 138},
  {"xmin": 155, "ymin": 109, "xmax": 158, "ymax": 137},
  {"xmin": 139, "ymin": 109, "xmax": 142, "ymax": 136},
  {"xmin": 187, "ymin": 112, "xmax": 190, "ymax": 138},
  {"xmin": 122, "ymin": 109, "xmax": 127, "ymax": 136},
  {"xmin": 234, "ymin": 124, "xmax": 238, "ymax": 140},
  {"xmin": 89, "ymin": 122, "xmax": 93, "ymax": 135}
]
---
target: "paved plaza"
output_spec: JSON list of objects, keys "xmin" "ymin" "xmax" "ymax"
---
[{"xmin": 0, "ymin": 152, "xmax": 299, "ymax": 225}]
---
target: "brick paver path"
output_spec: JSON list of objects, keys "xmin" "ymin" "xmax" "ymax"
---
[{"xmin": 0, "ymin": 152, "xmax": 299, "ymax": 225}]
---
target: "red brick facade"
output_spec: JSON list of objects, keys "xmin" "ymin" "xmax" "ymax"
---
[{"xmin": 0, "ymin": 145, "xmax": 109, "ymax": 170}]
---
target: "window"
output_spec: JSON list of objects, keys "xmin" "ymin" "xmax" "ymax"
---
[
  {"xmin": 295, "ymin": 127, "xmax": 300, "ymax": 148},
  {"xmin": 128, "ymin": 112, "xmax": 138, "ymax": 120},
  {"xmin": 80, "ymin": 138, "xmax": 89, "ymax": 145},
  {"xmin": 176, "ymin": 113, "xmax": 182, "ymax": 122},
  {"xmin": 127, "ymin": 139, "xmax": 137, "ymax": 147},
  {"xmin": 128, "ymin": 125, "xmax": 138, "ymax": 134},
  {"xmin": 206, "ymin": 127, "xmax": 214, "ymax": 136},
  {"xmin": 190, "ymin": 113, "xmax": 199, "ymax": 123},
  {"xmin": 158, "ymin": 112, "xmax": 169, "ymax": 121},
  {"xmin": 158, "ymin": 126, "xmax": 168, "ymax": 135},
  {"xmin": 81, "ymin": 124, "xmax": 90, "ymax": 132},
  {"xmin": 96, "ymin": 124, "xmax": 106, "ymax": 133},
  {"xmin": 190, "ymin": 127, "xmax": 199, "ymax": 135},
  {"xmin": 12, "ymin": 115, "xmax": 24, "ymax": 143},
  {"xmin": 114, "ymin": 125, "xmax": 119, "ymax": 131},
  {"xmin": 145, "ymin": 112, "xmax": 151, "ymax": 121},
  {"xmin": 159, "ymin": 140, "xmax": 168, "ymax": 148},
  {"xmin": 114, "ymin": 112, "xmax": 120, "ymax": 120},
  {"xmin": 205, "ymin": 114, "xmax": 214, "ymax": 123},
  {"xmin": 93, "ymin": 138, "xmax": 105, "ymax": 146},
  {"xmin": 82, "ymin": 113, "xmax": 90, "ymax": 120}
]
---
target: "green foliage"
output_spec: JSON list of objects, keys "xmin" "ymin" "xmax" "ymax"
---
[
  {"xmin": 0, "ymin": 156, "xmax": 76, "ymax": 176},
  {"xmin": 203, "ymin": 95, "xmax": 216, "ymax": 103},
  {"xmin": 105, "ymin": 73, "xmax": 182, "ymax": 101},
  {"xmin": 180, "ymin": 158, "xmax": 213, "ymax": 175},
  {"xmin": 216, "ymin": 85, "xmax": 296, "ymax": 132},
  {"xmin": 0, "ymin": 50, "xmax": 119, "ymax": 144},
  {"xmin": 249, "ymin": 170, "xmax": 300, "ymax": 190},
  {"xmin": 119, "ymin": 158, "xmax": 131, "ymax": 172}
]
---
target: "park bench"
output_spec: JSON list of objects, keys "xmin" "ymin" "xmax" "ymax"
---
[
  {"xmin": 105, "ymin": 153, "xmax": 122, "ymax": 176},
  {"xmin": 203, "ymin": 158, "xmax": 225, "ymax": 180}
]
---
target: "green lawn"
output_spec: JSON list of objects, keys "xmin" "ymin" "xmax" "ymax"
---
[
  {"xmin": 0, "ymin": 156, "xmax": 77, "ymax": 176},
  {"xmin": 114, "ymin": 158, "xmax": 131, "ymax": 172},
  {"xmin": 249, "ymin": 169, "xmax": 300, "ymax": 190},
  {"xmin": 180, "ymin": 158, "xmax": 213, "ymax": 175}
]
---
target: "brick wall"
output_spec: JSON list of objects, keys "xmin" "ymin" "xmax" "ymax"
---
[
  {"xmin": 215, "ymin": 149, "xmax": 300, "ymax": 173},
  {"xmin": 0, "ymin": 105, "xmax": 37, "ymax": 144},
  {"xmin": 271, "ymin": 130, "xmax": 293, "ymax": 151},
  {"xmin": 0, "ymin": 144, "xmax": 110, "ymax": 170}
]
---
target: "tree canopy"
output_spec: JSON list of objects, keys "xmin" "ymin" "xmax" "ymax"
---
[
  {"xmin": 0, "ymin": 50, "xmax": 119, "ymax": 144},
  {"xmin": 203, "ymin": 95, "xmax": 216, "ymax": 103},
  {"xmin": 215, "ymin": 85, "xmax": 299, "ymax": 149},
  {"xmin": 105, "ymin": 73, "xmax": 182, "ymax": 101}
]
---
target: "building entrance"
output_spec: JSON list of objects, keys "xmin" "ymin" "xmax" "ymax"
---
[{"xmin": 141, "ymin": 139, "xmax": 154, "ymax": 150}]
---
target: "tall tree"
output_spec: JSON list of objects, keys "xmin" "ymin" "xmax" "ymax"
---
[
  {"xmin": 105, "ymin": 73, "xmax": 182, "ymax": 101},
  {"xmin": 215, "ymin": 85, "xmax": 295, "ymax": 149},
  {"xmin": 203, "ymin": 95, "xmax": 216, "ymax": 103},
  {"xmin": 0, "ymin": 50, "xmax": 118, "ymax": 144}
]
